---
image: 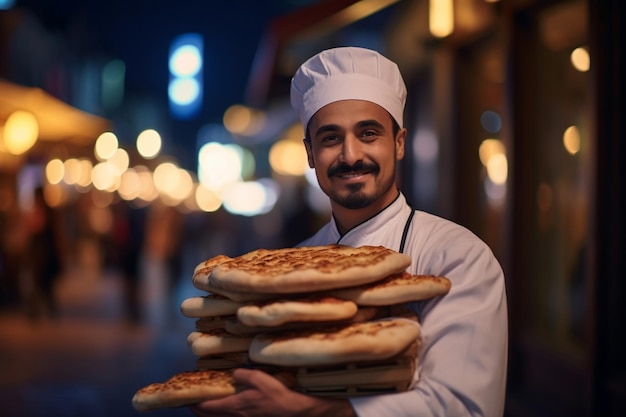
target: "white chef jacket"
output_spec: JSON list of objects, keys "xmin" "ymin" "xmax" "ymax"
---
[{"xmin": 299, "ymin": 192, "xmax": 508, "ymax": 417}]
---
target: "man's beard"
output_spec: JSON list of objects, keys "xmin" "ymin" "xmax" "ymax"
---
[{"xmin": 325, "ymin": 160, "xmax": 394, "ymax": 210}]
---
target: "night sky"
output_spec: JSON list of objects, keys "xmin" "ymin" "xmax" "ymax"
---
[{"xmin": 10, "ymin": 0, "xmax": 314, "ymax": 165}]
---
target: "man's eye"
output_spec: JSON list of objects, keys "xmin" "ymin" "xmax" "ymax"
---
[
  {"xmin": 322, "ymin": 135, "xmax": 340, "ymax": 143},
  {"xmin": 361, "ymin": 130, "xmax": 379, "ymax": 139}
]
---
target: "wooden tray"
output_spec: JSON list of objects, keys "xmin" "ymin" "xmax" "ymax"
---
[{"xmin": 292, "ymin": 343, "xmax": 417, "ymax": 397}]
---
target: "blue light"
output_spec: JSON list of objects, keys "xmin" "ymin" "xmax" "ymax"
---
[
  {"xmin": 480, "ymin": 110, "xmax": 502, "ymax": 134},
  {"xmin": 0, "ymin": 0, "xmax": 16, "ymax": 10},
  {"xmin": 169, "ymin": 78, "xmax": 200, "ymax": 105},
  {"xmin": 169, "ymin": 33, "xmax": 203, "ymax": 120},
  {"xmin": 169, "ymin": 45, "xmax": 202, "ymax": 77}
]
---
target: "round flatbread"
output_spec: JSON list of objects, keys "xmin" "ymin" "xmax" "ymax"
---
[
  {"xmin": 249, "ymin": 317, "xmax": 421, "ymax": 367},
  {"xmin": 208, "ymin": 245, "xmax": 412, "ymax": 294},
  {"xmin": 132, "ymin": 369, "xmax": 296, "ymax": 411},
  {"xmin": 180, "ymin": 294, "xmax": 244, "ymax": 318},
  {"xmin": 131, "ymin": 369, "xmax": 237, "ymax": 411},
  {"xmin": 194, "ymin": 254, "xmax": 232, "ymax": 276},
  {"xmin": 329, "ymin": 272, "xmax": 452, "ymax": 306},
  {"xmin": 224, "ymin": 306, "xmax": 379, "ymax": 335},
  {"xmin": 187, "ymin": 329, "xmax": 253, "ymax": 356},
  {"xmin": 192, "ymin": 276, "xmax": 278, "ymax": 302},
  {"xmin": 236, "ymin": 296, "xmax": 358, "ymax": 327}
]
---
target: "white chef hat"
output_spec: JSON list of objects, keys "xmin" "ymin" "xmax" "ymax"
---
[{"xmin": 290, "ymin": 46, "xmax": 407, "ymax": 134}]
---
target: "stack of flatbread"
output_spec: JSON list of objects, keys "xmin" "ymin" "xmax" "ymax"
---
[{"xmin": 132, "ymin": 244, "xmax": 451, "ymax": 411}]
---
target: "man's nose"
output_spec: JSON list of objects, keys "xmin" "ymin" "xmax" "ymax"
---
[{"xmin": 339, "ymin": 135, "xmax": 363, "ymax": 164}]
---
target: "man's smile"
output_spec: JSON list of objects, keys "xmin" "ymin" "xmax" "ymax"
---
[
  {"xmin": 337, "ymin": 171, "xmax": 369, "ymax": 180},
  {"xmin": 328, "ymin": 161, "xmax": 379, "ymax": 181}
]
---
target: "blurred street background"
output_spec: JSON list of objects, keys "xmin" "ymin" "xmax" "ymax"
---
[
  {"xmin": 0, "ymin": 254, "xmax": 198, "ymax": 417},
  {"xmin": 1, "ymin": 1, "xmax": 624, "ymax": 416}
]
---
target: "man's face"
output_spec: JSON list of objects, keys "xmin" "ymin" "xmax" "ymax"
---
[{"xmin": 304, "ymin": 99, "xmax": 406, "ymax": 211}]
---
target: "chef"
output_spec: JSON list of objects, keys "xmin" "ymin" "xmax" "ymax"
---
[{"xmin": 192, "ymin": 46, "xmax": 508, "ymax": 417}]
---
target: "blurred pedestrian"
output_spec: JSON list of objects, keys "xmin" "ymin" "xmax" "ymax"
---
[{"xmin": 25, "ymin": 186, "xmax": 63, "ymax": 319}]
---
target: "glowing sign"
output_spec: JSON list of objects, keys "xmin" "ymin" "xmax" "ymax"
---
[{"xmin": 168, "ymin": 33, "xmax": 203, "ymax": 119}]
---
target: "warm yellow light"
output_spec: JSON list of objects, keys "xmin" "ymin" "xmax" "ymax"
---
[
  {"xmin": 224, "ymin": 105, "xmax": 252, "ymax": 135},
  {"xmin": 92, "ymin": 161, "xmax": 120, "ymax": 191},
  {"xmin": 108, "ymin": 147, "xmax": 130, "ymax": 175},
  {"xmin": 429, "ymin": 0, "xmax": 454, "ymax": 38},
  {"xmin": 136, "ymin": 166, "xmax": 159, "ymax": 202},
  {"xmin": 195, "ymin": 184, "xmax": 222, "ymax": 212},
  {"xmin": 570, "ymin": 47, "xmax": 590, "ymax": 72},
  {"xmin": 223, "ymin": 105, "xmax": 265, "ymax": 136},
  {"xmin": 168, "ymin": 168, "xmax": 194, "ymax": 201},
  {"xmin": 118, "ymin": 168, "xmax": 141, "ymax": 201},
  {"xmin": 486, "ymin": 153, "xmax": 508, "ymax": 184},
  {"xmin": 563, "ymin": 125, "xmax": 581, "ymax": 155},
  {"xmin": 153, "ymin": 162, "xmax": 180, "ymax": 195},
  {"xmin": 479, "ymin": 138, "xmax": 507, "ymax": 184},
  {"xmin": 95, "ymin": 131, "xmax": 118, "ymax": 161},
  {"xmin": 45, "ymin": 159, "xmax": 65, "ymax": 185},
  {"xmin": 296, "ymin": 0, "xmax": 400, "ymax": 37},
  {"xmin": 269, "ymin": 139, "xmax": 308, "ymax": 176},
  {"xmin": 63, "ymin": 158, "xmax": 81, "ymax": 185},
  {"xmin": 3, "ymin": 110, "xmax": 39, "ymax": 155},
  {"xmin": 136, "ymin": 129, "xmax": 162, "ymax": 159},
  {"xmin": 76, "ymin": 159, "xmax": 94, "ymax": 189},
  {"xmin": 479, "ymin": 139, "xmax": 505, "ymax": 167}
]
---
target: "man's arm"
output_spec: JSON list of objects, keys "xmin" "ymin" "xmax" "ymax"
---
[{"xmin": 351, "ymin": 232, "xmax": 508, "ymax": 416}]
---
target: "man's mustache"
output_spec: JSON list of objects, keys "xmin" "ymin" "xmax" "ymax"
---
[{"xmin": 328, "ymin": 161, "xmax": 380, "ymax": 177}]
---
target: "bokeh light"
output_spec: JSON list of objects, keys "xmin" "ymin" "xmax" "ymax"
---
[
  {"xmin": 198, "ymin": 142, "xmax": 243, "ymax": 190},
  {"xmin": 570, "ymin": 47, "xmax": 590, "ymax": 72},
  {"xmin": 94, "ymin": 132, "xmax": 119, "ymax": 161},
  {"xmin": 563, "ymin": 125, "xmax": 581, "ymax": 155},
  {"xmin": 3, "ymin": 110, "xmax": 38, "ymax": 155},
  {"xmin": 45, "ymin": 159, "xmax": 65, "ymax": 185},
  {"xmin": 269, "ymin": 139, "xmax": 308, "ymax": 176},
  {"xmin": 136, "ymin": 129, "xmax": 162, "ymax": 159}
]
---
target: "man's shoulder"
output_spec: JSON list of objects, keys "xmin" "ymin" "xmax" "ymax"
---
[
  {"xmin": 411, "ymin": 210, "xmax": 490, "ymax": 251},
  {"xmin": 414, "ymin": 210, "xmax": 476, "ymax": 235}
]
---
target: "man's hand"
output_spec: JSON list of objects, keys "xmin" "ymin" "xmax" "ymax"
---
[{"xmin": 190, "ymin": 368, "xmax": 356, "ymax": 417}]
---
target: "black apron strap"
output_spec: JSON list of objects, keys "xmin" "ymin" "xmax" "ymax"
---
[{"xmin": 399, "ymin": 208, "xmax": 415, "ymax": 254}]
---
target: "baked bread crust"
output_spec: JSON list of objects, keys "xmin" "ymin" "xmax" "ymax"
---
[
  {"xmin": 249, "ymin": 317, "xmax": 421, "ymax": 367},
  {"xmin": 205, "ymin": 245, "xmax": 412, "ymax": 294},
  {"xmin": 329, "ymin": 272, "xmax": 451, "ymax": 306},
  {"xmin": 131, "ymin": 369, "xmax": 236, "ymax": 411}
]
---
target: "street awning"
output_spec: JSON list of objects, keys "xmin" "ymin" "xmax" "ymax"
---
[{"xmin": 0, "ymin": 79, "xmax": 111, "ymax": 148}]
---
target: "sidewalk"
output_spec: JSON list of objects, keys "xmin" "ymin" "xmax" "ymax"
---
[{"xmin": 0, "ymin": 263, "xmax": 202, "ymax": 417}]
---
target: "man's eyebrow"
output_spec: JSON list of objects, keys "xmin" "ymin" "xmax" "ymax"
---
[
  {"xmin": 314, "ymin": 120, "xmax": 386, "ymax": 138},
  {"xmin": 314, "ymin": 124, "xmax": 342, "ymax": 138},
  {"xmin": 356, "ymin": 119, "xmax": 386, "ymax": 130}
]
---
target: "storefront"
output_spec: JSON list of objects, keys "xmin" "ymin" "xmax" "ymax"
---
[{"xmin": 250, "ymin": 0, "xmax": 624, "ymax": 415}]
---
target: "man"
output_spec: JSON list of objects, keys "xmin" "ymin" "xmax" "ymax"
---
[{"xmin": 192, "ymin": 46, "xmax": 508, "ymax": 416}]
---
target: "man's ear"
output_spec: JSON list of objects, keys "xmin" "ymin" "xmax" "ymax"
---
[
  {"xmin": 304, "ymin": 139, "xmax": 315, "ymax": 168},
  {"xmin": 395, "ymin": 128, "xmax": 407, "ymax": 161}
]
